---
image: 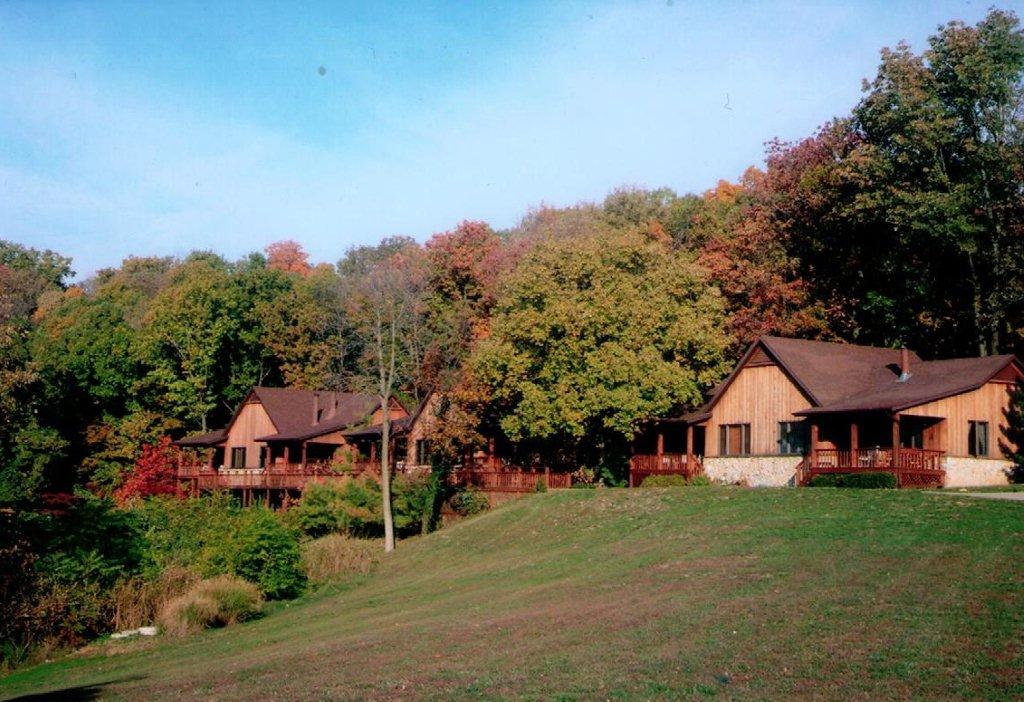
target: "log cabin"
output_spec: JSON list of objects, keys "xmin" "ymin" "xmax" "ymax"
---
[
  {"xmin": 632, "ymin": 336, "xmax": 1023, "ymax": 488},
  {"xmin": 174, "ymin": 386, "xmax": 422, "ymax": 505}
]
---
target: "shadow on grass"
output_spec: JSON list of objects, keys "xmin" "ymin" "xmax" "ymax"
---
[{"xmin": 4, "ymin": 675, "xmax": 146, "ymax": 701}]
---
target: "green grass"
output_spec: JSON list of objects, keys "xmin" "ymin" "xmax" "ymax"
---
[{"xmin": 3, "ymin": 487, "xmax": 1024, "ymax": 700}]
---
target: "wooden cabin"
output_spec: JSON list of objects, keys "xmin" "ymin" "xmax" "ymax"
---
[
  {"xmin": 633, "ymin": 336, "xmax": 1022, "ymax": 488},
  {"xmin": 175, "ymin": 387, "xmax": 413, "ymax": 505}
]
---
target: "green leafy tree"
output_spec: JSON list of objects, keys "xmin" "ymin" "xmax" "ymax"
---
[{"xmin": 472, "ymin": 226, "xmax": 731, "ymax": 476}]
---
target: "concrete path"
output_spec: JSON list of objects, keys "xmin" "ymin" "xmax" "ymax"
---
[{"xmin": 937, "ymin": 491, "xmax": 1024, "ymax": 502}]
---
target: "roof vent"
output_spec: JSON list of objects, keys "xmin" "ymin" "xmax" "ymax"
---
[{"xmin": 897, "ymin": 346, "xmax": 912, "ymax": 383}]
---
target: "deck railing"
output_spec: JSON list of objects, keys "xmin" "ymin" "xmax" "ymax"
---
[
  {"xmin": 628, "ymin": 453, "xmax": 704, "ymax": 487},
  {"xmin": 177, "ymin": 460, "xmax": 381, "ymax": 493},
  {"xmin": 805, "ymin": 447, "xmax": 945, "ymax": 488},
  {"xmin": 451, "ymin": 467, "xmax": 570, "ymax": 492},
  {"xmin": 810, "ymin": 448, "xmax": 944, "ymax": 472}
]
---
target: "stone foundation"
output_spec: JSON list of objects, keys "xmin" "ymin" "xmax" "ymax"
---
[
  {"xmin": 703, "ymin": 455, "xmax": 803, "ymax": 487},
  {"xmin": 942, "ymin": 456, "xmax": 1013, "ymax": 488}
]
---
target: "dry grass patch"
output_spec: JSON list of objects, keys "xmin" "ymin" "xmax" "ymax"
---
[
  {"xmin": 301, "ymin": 534, "xmax": 381, "ymax": 585},
  {"xmin": 158, "ymin": 575, "xmax": 263, "ymax": 636}
]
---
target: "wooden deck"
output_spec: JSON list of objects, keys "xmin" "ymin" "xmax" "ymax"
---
[
  {"xmin": 179, "ymin": 460, "xmax": 572, "ymax": 497},
  {"xmin": 451, "ymin": 467, "xmax": 571, "ymax": 492},
  {"xmin": 801, "ymin": 448, "xmax": 945, "ymax": 488},
  {"xmin": 628, "ymin": 453, "xmax": 704, "ymax": 487},
  {"xmin": 178, "ymin": 461, "xmax": 380, "ymax": 494}
]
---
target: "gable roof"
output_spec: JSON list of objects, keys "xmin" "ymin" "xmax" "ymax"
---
[
  {"xmin": 175, "ymin": 387, "xmax": 385, "ymax": 445},
  {"xmin": 690, "ymin": 336, "xmax": 1020, "ymax": 420},
  {"xmin": 253, "ymin": 387, "xmax": 382, "ymax": 441},
  {"xmin": 341, "ymin": 389, "xmax": 435, "ymax": 439},
  {"xmin": 797, "ymin": 354, "xmax": 1019, "ymax": 414}
]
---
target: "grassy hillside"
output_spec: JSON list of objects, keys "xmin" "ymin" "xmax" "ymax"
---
[{"xmin": 2, "ymin": 488, "xmax": 1023, "ymax": 701}]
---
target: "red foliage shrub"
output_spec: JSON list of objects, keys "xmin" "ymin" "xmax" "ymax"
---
[{"xmin": 115, "ymin": 436, "xmax": 182, "ymax": 504}]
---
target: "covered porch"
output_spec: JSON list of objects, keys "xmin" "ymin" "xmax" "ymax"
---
[
  {"xmin": 800, "ymin": 410, "xmax": 946, "ymax": 488},
  {"xmin": 629, "ymin": 418, "xmax": 706, "ymax": 487}
]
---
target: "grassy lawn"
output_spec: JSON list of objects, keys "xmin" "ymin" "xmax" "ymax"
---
[{"xmin": 2, "ymin": 487, "xmax": 1023, "ymax": 700}]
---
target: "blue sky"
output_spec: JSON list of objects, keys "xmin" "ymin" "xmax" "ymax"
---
[{"xmin": 2, "ymin": 1, "xmax": 1020, "ymax": 278}]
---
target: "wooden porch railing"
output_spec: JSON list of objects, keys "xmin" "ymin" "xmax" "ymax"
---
[
  {"xmin": 628, "ymin": 453, "xmax": 704, "ymax": 487},
  {"xmin": 805, "ymin": 448, "xmax": 945, "ymax": 488},
  {"xmin": 451, "ymin": 467, "xmax": 570, "ymax": 493},
  {"xmin": 177, "ymin": 461, "xmax": 380, "ymax": 493}
]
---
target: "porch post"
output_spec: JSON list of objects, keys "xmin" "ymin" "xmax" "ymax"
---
[
  {"xmin": 207, "ymin": 448, "xmax": 215, "ymax": 470},
  {"xmin": 370, "ymin": 441, "xmax": 377, "ymax": 462},
  {"xmin": 284, "ymin": 444, "xmax": 291, "ymax": 466},
  {"xmin": 686, "ymin": 424, "xmax": 694, "ymax": 470},
  {"xmin": 300, "ymin": 442, "xmax": 307, "ymax": 471},
  {"xmin": 809, "ymin": 422, "xmax": 819, "ymax": 467},
  {"xmin": 488, "ymin": 437, "xmax": 496, "ymax": 470},
  {"xmin": 850, "ymin": 420, "xmax": 859, "ymax": 458},
  {"xmin": 656, "ymin": 429, "xmax": 664, "ymax": 457},
  {"xmin": 891, "ymin": 413, "xmax": 901, "ymax": 470}
]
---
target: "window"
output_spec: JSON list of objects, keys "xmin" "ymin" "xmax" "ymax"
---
[
  {"xmin": 778, "ymin": 421, "xmax": 807, "ymax": 455},
  {"xmin": 415, "ymin": 439, "xmax": 431, "ymax": 465},
  {"xmin": 719, "ymin": 424, "xmax": 751, "ymax": 456},
  {"xmin": 231, "ymin": 447, "xmax": 247, "ymax": 468},
  {"xmin": 968, "ymin": 421, "xmax": 989, "ymax": 457}
]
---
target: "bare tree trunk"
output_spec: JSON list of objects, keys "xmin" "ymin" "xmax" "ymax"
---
[
  {"xmin": 376, "ymin": 306, "xmax": 398, "ymax": 553},
  {"xmin": 380, "ymin": 400, "xmax": 394, "ymax": 552}
]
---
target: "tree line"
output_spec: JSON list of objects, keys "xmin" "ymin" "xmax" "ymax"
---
[{"xmin": 2, "ymin": 8, "xmax": 1024, "ymax": 500}]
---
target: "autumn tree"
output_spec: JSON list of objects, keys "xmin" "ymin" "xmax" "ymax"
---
[
  {"xmin": 265, "ymin": 239, "xmax": 312, "ymax": 276},
  {"xmin": 696, "ymin": 168, "xmax": 832, "ymax": 348}
]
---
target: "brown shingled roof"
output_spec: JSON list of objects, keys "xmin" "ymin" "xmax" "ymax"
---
[
  {"xmin": 686, "ymin": 336, "xmax": 1020, "ymax": 420},
  {"xmin": 174, "ymin": 428, "xmax": 227, "ymax": 447},
  {"xmin": 796, "ymin": 354, "xmax": 1018, "ymax": 414},
  {"xmin": 252, "ymin": 387, "xmax": 380, "ymax": 441}
]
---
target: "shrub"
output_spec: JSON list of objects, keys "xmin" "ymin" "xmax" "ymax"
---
[
  {"xmin": 449, "ymin": 487, "xmax": 489, "ymax": 516},
  {"xmin": 284, "ymin": 477, "xmax": 387, "ymax": 539},
  {"xmin": 115, "ymin": 437, "xmax": 182, "ymax": 504},
  {"xmin": 224, "ymin": 508, "xmax": 306, "ymax": 599},
  {"xmin": 535, "ymin": 477, "xmax": 548, "ymax": 493},
  {"xmin": 392, "ymin": 471, "xmax": 439, "ymax": 535},
  {"xmin": 837, "ymin": 472, "xmax": 897, "ymax": 489},
  {"xmin": 133, "ymin": 495, "xmax": 306, "ymax": 599},
  {"xmin": 285, "ymin": 482, "xmax": 350, "ymax": 538},
  {"xmin": 301, "ymin": 534, "xmax": 380, "ymax": 585},
  {"xmin": 570, "ymin": 467, "xmax": 598, "ymax": 488},
  {"xmin": 687, "ymin": 474, "xmax": 713, "ymax": 486},
  {"xmin": 640, "ymin": 474, "xmax": 689, "ymax": 487},
  {"xmin": 808, "ymin": 472, "xmax": 897, "ymax": 489},
  {"xmin": 808, "ymin": 474, "xmax": 839, "ymax": 487},
  {"xmin": 158, "ymin": 575, "xmax": 262, "ymax": 636}
]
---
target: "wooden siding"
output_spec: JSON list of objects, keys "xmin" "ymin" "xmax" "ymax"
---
[
  {"xmin": 705, "ymin": 362, "xmax": 813, "ymax": 456},
  {"xmin": 903, "ymin": 381, "xmax": 1015, "ymax": 458},
  {"xmin": 223, "ymin": 400, "xmax": 276, "ymax": 468},
  {"xmin": 404, "ymin": 393, "xmax": 439, "ymax": 467}
]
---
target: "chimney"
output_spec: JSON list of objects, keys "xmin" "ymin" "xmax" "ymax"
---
[
  {"xmin": 312, "ymin": 392, "xmax": 320, "ymax": 424},
  {"xmin": 898, "ymin": 346, "xmax": 911, "ymax": 382}
]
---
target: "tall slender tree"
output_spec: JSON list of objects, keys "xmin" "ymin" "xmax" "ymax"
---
[{"xmin": 346, "ymin": 246, "xmax": 426, "ymax": 552}]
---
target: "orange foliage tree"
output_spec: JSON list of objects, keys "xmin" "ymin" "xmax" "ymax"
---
[{"xmin": 265, "ymin": 240, "xmax": 312, "ymax": 276}]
